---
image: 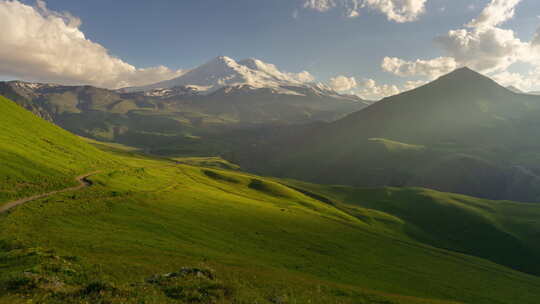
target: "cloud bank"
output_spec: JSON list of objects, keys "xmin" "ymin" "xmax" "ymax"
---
[
  {"xmin": 381, "ymin": 0, "xmax": 540, "ymax": 91},
  {"xmin": 382, "ymin": 57, "xmax": 457, "ymax": 78},
  {"xmin": 329, "ymin": 75, "xmax": 358, "ymax": 91},
  {"xmin": 328, "ymin": 74, "xmax": 426, "ymax": 100},
  {"xmin": 302, "ymin": 0, "xmax": 428, "ymax": 22},
  {"xmin": 0, "ymin": 0, "xmax": 184, "ymax": 89}
]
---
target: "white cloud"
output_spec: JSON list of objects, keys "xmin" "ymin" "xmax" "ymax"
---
[
  {"xmin": 301, "ymin": 0, "xmax": 428, "ymax": 22},
  {"xmin": 328, "ymin": 76, "xmax": 427, "ymax": 100},
  {"xmin": 403, "ymin": 79, "xmax": 428, "ymax": 90},
  {"xmin": 329, "ymin": 75, "xmax": 357, "ymax": 91},
  {"xmin": 356, "ymin": 78, "xmax": 400, "ymax": 100},
  {"xmin": 303, "ymin": 0, "xmax": 337, "ymax": 12},
  {"xmin": 382, "ymin": 56, "xmax": 457, "ymax": 78},
  {"xmin": 0, "ymin": 0, "xmax": 184, "ymax": 89},
  {"xmin": 288, "ymin": 71, "xmax": 316, "ymax": 83},
  {"xmin": 356, "ymin": 78, "xmax": 429, "ymax": 100},
  {"xmin": 435, "ymin": 27, "xmax": 529, "ymax": 73},
  {"xmin": 466, "ymin": 0, "xmax": 521, "ymax": 29},
  {"xmin": 381, "ymin": 0, "xmax": 540, "ymax": 90},
  {"xmin": 364, "ymin": 0, "xmax": 428, "ymax": 23},
  {"xmin": 491, "ymin": 68, "xmax": 540, "ymax": 91}
]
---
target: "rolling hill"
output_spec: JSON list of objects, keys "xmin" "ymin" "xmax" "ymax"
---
[
  {"xmin": 0, "ymin": 95, "xmax": 112, "ymax": 205},
  {"xmin": 1, "ymin": 94, "xmax": 540, "ymax": 304},
  {"xmin": 230, "ymin": 67, "xmax": 540, "ymax": 202}
]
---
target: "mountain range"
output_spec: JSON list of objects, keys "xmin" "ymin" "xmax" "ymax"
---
[
  {"xmin": 228, "ymin": 67, "xmax": 540, "ymax": 203},
  {"xmin": 6, "ymin": 63, "xmax": 540, "ymax": 203},
  {"xmin": 0, "ymin": 57, "xmax": 368, "ymax": 152}
]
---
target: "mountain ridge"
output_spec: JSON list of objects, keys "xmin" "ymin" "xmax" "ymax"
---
[
  {"xmin": 0, "ymin": 73, "xmax": 368, "ymax": 153},
  {"xmin": 228, "ymin": 67, "xmax": 540, "ymax": 202}
]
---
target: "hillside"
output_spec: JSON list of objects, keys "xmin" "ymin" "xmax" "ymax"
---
[
  {"xmin": 1, "ymin": 96, "xmax": 540, "ymax": 304},
  {"xmin": 281, "ymin": 180, "xmax": 540, "ymax": 276},
  {"xmin": 0, "ymin": 96, "xmax": 112, "ymax": 205},
  {"xmin": 230, "ymin": 68, "xmax": 540, "ymax": 202}
]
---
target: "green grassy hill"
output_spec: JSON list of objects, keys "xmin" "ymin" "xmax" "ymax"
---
[
  {"xmin": 1, "ymin": 95, "xmax": 540, "ymax": 304},
  {"xmin": 281, "ymin": 180, "xmax": 540, "ymax": 276},
  {"xmin": 0, "ymin": 96, "xmax": 113, "ymax": 205}
]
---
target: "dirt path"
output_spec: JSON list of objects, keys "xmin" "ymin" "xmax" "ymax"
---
[{"xmin": 0, "ymin": 172, "xmax": 100, "ymax": 214}]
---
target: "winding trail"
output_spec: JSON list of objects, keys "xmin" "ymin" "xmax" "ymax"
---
[{"xmin": 0, "ymin": 172, "xmax": 100, "ymax": 214}]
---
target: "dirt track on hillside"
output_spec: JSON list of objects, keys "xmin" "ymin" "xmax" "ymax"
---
[{"xmin": 0, "ymin": 172, "xmax": 99, "ymax": 214}]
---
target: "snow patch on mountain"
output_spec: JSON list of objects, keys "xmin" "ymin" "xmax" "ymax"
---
[
  {"xmin": 9, "ymin": 80, "xmax": 60, "ymax": 91},
  {"xmin": 124, "ymin": 56, "xmax": 316, "ymax": 94}
]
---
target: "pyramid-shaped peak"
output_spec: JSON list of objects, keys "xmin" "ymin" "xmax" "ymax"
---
[
  {"xmin": 445, "ymin": 66, "xmax": 485, "ymax": 78},
  {"xmin": 432, "ymin": 66, "xmax": 497, "ymax": 87}
]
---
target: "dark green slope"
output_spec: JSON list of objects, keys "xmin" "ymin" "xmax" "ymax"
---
[
  {"xmin": 329, "ymin": 67, "xmax": 537, "ymax": 144},
  {"xmin": 232, "ymin": 68, "xmax": 540, "ymax": 202},
  {"xmin": 0, "ymin": 95, "xmax": 112, "ymax": 205},
  {"xmin": 282, "ymin": 180, "xmax": 540, "ymax": 276}
]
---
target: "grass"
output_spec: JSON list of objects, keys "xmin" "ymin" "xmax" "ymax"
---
[
  {"xmin": 0, "ymin": 96, "xmax": 115, "ymax": 205},
  {"xmin": 280, "ymin": 180, "xmax": 540, "ymax": 276},
  {"xmin": 2, "ymin": 164, "xmax": 540, "ymax": 303},
  {"xmin": 1, "ymin": 95, "xmax": 540, "ymax": 303}
]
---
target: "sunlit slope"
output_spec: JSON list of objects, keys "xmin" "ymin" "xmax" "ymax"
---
[
  {"xmin": 2, "ymin": 163, "xmax": 540, "ymax": 303},
  {"xmin": 0, "ymin": 95, "xmax": 112, "ymax": 204},
  {"xmin": 1, "ymin": 100, "xmax": 540, "ymax": 303}
]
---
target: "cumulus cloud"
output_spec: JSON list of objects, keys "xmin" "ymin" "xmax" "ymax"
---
[
  {"xmin": 303, "ymin": 0, "xmax": 337, "ymax": 12},
  {"xmin": 358, "ymin": 78, "xmax": 430, "ymax": 100},
  {"xmin": 0, "ymin": 0, "xmax": 184, "ymax": 89},
  {"xmin": 288, "ymin": 71, "xmax": 316, "ymax": 83},
  {"xmin": 382, "ymin": 56, "xmax": 457, "ymax": 78},
  {"xmin": 364, "ymin": 0, "xmax": 428, "ymax": 23},
  {"xmin": 301, "ymin": 0, "xmax": 428, "ymax": 22},
  {"xmin": 327, "ymin": 75, "xmax": 427, "ymax": 100},
  {"xmin": 491, "ymin": 68, "xmax": 540, "ymax": 91},
  {"xmin": 329, "ymin": 75, "xmax": 358, "ymax": 91},
  {"xmin": 403, "ymin": 79, "xmax": 428, "ymax": 91},
  {"xmin": 356, "ymin": 78, "xmax": 400, "ymax": 100},
  {"xmin": 435, "ymin": 27, "xmax": 530, "ymax": 73},
  {"xmin": 466, "ymin": 0, "xmax": 521, "ymax": 29},
  {"xmin": 381, "ymin": 0, "xmax": 540, "ymax": 90}
]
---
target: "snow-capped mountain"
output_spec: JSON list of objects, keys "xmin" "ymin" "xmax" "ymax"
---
[{"xmin": 123, "ymin": 56, "xmax": 319, "ymax": 95}]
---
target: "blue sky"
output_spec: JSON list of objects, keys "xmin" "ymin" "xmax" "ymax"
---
[{"xmin": 2, "ymin": 0, "xmax": 540, "ymax": 96}]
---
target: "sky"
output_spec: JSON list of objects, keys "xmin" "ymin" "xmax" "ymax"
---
[{"xmin": 0, "ymin": 0, "xmax": 539, "ymax": 99}]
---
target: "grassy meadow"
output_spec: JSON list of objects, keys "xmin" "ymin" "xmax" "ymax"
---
[{"xmin": 1, "ymin": 95, "xmax": 540, "ymax": 303}]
